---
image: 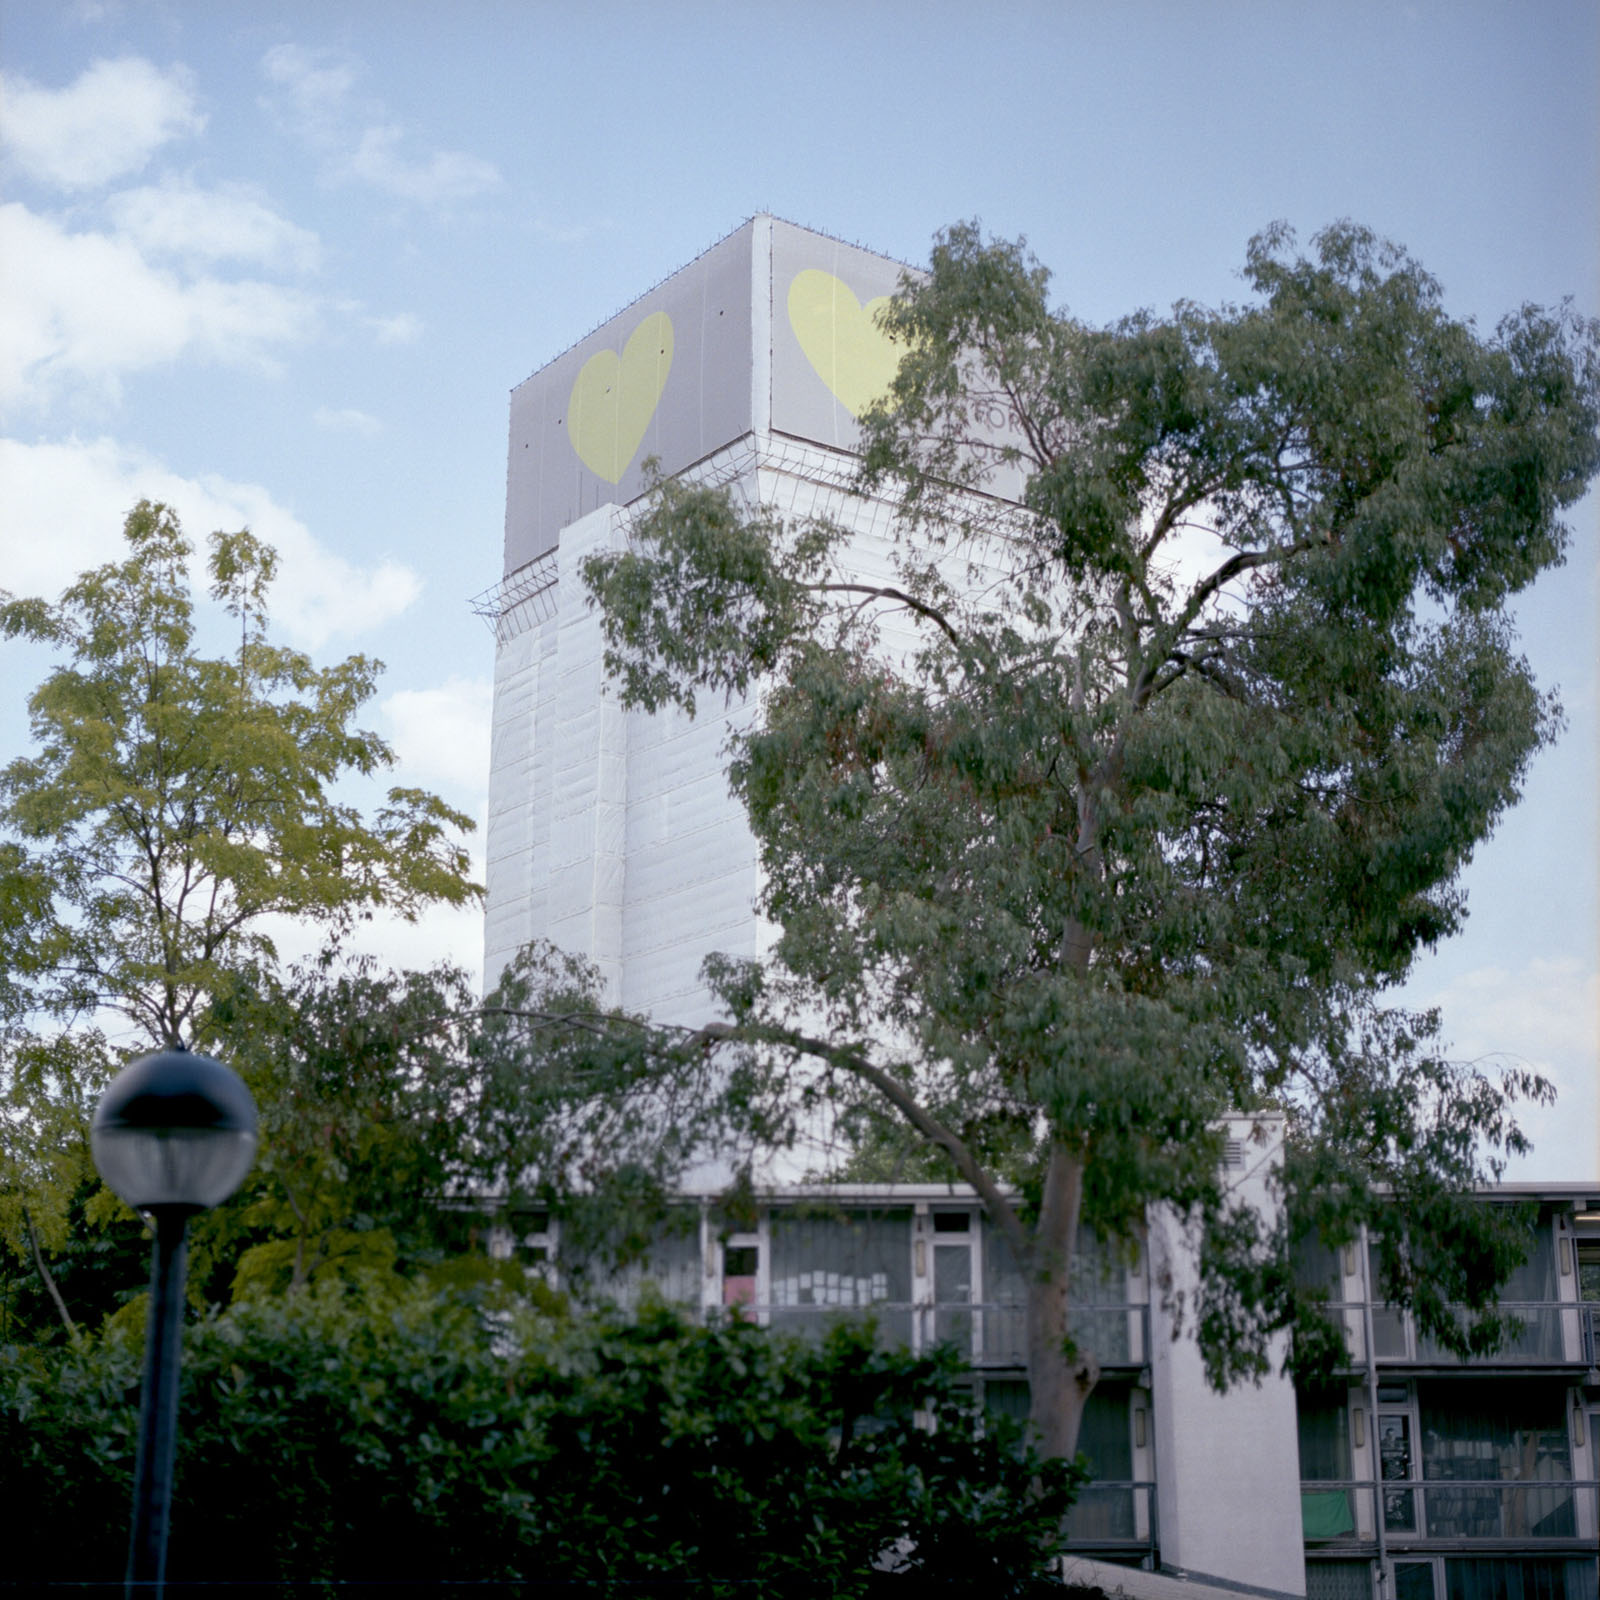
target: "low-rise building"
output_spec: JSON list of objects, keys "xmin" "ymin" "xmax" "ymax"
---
[{"xmin": 489, "ymin": 1181, "xmax": 1600, "ymax": 1598}]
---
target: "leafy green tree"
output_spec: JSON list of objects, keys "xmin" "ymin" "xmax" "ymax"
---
[
  {"xmin": 197, "ymin": 954, "xmax": 487, "ymax": 1303},
  {"xmin": 577, "ymin": 222, "xmax": 1600, "ymax": 1458},
  {"xmin": 0, "ymin": 501, "xmax": 480, "ymax": 1328}
]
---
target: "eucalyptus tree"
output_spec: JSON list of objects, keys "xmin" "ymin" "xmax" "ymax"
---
[
  {"xmin": 0, "ymin": 501, "xmax": 479, "ymax": 1318},
  {"xmin": 578, "ymin": 222, "xmax": 1600, "ymax": 1457}
]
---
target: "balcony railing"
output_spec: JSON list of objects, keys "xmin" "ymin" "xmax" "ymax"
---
[
  {"xmin": 1301, "ymin": 1480, "xmax": 1599, "ymax": 1543},
  {"xmin": 924, "ymin": 1302, "xmax": 1148, "ymax": 1367},
  {"xmin": 751, "ymin": 1301, "xmax": 1149, "ymax": 1367},
  {"xmin": 1309, "ymin": 1300, "xmax": 1595, "ymax": 1366}
]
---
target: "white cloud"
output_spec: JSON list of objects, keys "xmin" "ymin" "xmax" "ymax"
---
[
  {"xmin": 381, "ymin": 677, "xmax": 494, "ymax": 794},
  {"xmin": 253, "ymin": 695, "xmax": 489, "ymax": 981},
  {"xmin": 534, "ymin": 217, "xmax": 608, "ymax": 248},
  {"xmin": 0, "ymin": 57, "xmax": 203, "ymax": 189},
  {"xmin": 0, "ymin": 435, "xmax": 421, "ymax": 649},
  {"xmin": 1419, "ymin": 956, "xmax": 1600, "ymax": 1181},
  {"xmin": 260, "ymin": 43, "xmax": 502, "ymax": 203},
  {"xmin": 343, "ymin": 124, "xmax": 501, "ymax": 204},
  {"xmin": 313, "ymin": 405, "xmax": 381, "ymax": 437},
  {"xmin": 107, "ymin": 180, "xmax": 321, "ymax": 272},
  {"xmin": 368, "ymin": 311, "xmax": 422, "ymax": 346},
  {"xmin": 260, "ymin": 891, "xmax": 488, "ymax": 989},
  {"xmin": 0, "ymin": 202, "xmax": 317, "ymax": 409}
]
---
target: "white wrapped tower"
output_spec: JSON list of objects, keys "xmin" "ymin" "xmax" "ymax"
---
[{"xmin": 483, "ymin": 216, "xmax": 973, "ymax": 1019}]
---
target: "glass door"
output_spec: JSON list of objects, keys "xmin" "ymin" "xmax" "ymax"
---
[
  {"xmin": 1377, "ymin": 1383, "xmax": 1419, "ymax": 1534},
  {"xmin": 931, "ymin": 1211, "xmax": 973, "ymax": 1355}
]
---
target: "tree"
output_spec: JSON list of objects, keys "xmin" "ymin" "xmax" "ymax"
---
[
  {"xmin": 197, "ymin": 954, "xmax": 487, "ymax": 1303},
  {"xmin": 0, "ymin": 501, "xmax": 480, "ymax": 1321},
  {"xmin": 575, "ymin": 222, "xmax": 1600, "ymax": 1459}
]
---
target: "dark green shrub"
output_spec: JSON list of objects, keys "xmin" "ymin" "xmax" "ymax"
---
[{"xmin": 2, "ymin": 1284, "xmax": 1083, "ymax": 1595}]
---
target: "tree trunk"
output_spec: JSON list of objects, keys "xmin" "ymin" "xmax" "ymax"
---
[
  {"xmin": 22, "ymin": 1204, "xmax": 78, "ymax": 1341},
  {"xmin": 1025, "ymin": 1143, "xmax": 1099, "ymax": 1460}
]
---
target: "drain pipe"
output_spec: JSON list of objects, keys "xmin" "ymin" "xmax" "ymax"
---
[{"xmin": 1358, "ymin": 1224, "xmax": 1388, "ymax": 1599}]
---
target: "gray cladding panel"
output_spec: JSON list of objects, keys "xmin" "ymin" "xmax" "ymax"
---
[
  {"xmin": 769, "ymin": 219, "xmax": 915, "ymax": 452},
  {"xmin": 504, "ymin": 224, "xmax": 755, "ymax": 574}
]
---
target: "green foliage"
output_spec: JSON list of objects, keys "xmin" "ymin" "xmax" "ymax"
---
[
  {"xmin": 198, "ymin": 955, "xmax": 487, "ymax": 1302},
  {"xmin": 0, "ymin": 1284, "xmax": 1083, "ymax": 1594},
  {"xmin": 0, "ymin": 502, "xmax": 480, "ymax": 1314},
  {"xmin": 580, "ymin": 221, "xmax": 1600, "ymax": 1437},
  {"xmin": 0, "ymin": 501, "xmax": 478, "ymax": 1045}
]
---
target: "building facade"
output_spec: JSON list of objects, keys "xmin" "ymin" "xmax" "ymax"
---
[
  {"xmin": 486, "ymin": 1179, "xmax": 1600, "ymax": 1598},
  {"xmin": 479, "ymin": 220, "xmax": 1600, "ymax": 1600}
]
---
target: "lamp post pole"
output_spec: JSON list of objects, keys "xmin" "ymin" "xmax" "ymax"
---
[
  {"xmin": 126, "ymin": 1208, "xmax": 194, "ymax": 1598},
  {"xmin": 91, "ymin": 1044, "xmax": 258, "ymax": 1600}
]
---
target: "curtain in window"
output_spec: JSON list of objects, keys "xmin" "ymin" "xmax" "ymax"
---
[
  {"xmin": 1064, "ymin": 1383, "xmax": 1135, "ymax": 1539},
  {"xmin": 1298, "ymin": 1398, "xmax": 1353, "ymax": 1480},
  {"xmin": 1298, "ymin": 1396, "xmax": 1357, "ymax": 1538},
  {"xmin": 1305, "ymin": 1563, "xmax": 1374, "ymax": 1600},
  {"xmin": 563, "ymin": 1216, "xmax": 702, "ymax": 1308},
  {"xmin": 983, "ymin": 1378, "xmax": 1030, "ymax": 1422},
  {"xmin": 1413, "ymin": 1217, "xmax": 1562, "ymax": 1361},
  {"xmin": 984, "ymin": 1222, "xmax": 1132, "ymax": 1364},
  {"xmin": 1294, "ymin": 1234, "xmax": 1346, "ymax": 1296},
  {"xmin": 1420, "ymin": 1381, "xmax": 1571, "ymax": 1481},
  {"xmin": 1498, "ymin": 1215, "xmax": 1558, "ymax": 1301},
  {"xmin": 1420, "ymin": 1381, "xmax": 1575, "ymax": 1540},
  {"xmin": 1444, "ymin": 1559, "xmax": 1595, "ymax": 1600}
]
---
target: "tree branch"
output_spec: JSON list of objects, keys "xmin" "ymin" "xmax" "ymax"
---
[
  {"xmin": 21, "ymin": 1203, "xmax": 78, "ymax": 1341},
  {"xmin": 695, "ymin": 1019, "xmax": 1030, "ymax": 1261},
  {"xmin": 809, "ymin": 583, "xmax": 963, "ymax": 648}
]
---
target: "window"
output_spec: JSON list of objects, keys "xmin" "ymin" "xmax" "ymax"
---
[
  {"xmin": 723, "ymin": 1243, "xmax": 758, "ymax": 1309},
  {"xmin": 1442, "ymin": 1559, "xmax": 1597, "ymax": 1600},
  {"xmin": 768, "ymin": 1209, "xmax": 911, "ymax": 1345},
  {"xmin": 1394, "ymin": 1564, "xmax": 1436, "ymax": 1600},
  {"xmin": 983, "ymin": 1378, "xmax": 1030, "ymax": 1423},
  {"xmin": 932, "ymin": 1227, "xmax": 973, "ymax": 1353},
  {"xmin": 1418, "ymin": 1379, "xmax": 1575, "ymax": 1539},
  {"xmin": 984, "ymin": 1221, "xmax": 1132, "ymax": 1364},
  {"xmin": 1299, "ymin": 1393, "xmax": 1356, "ymax": 1539},
  {"xmin": 562, "ymin": 1213, "xmax": 701, "ymax": 1308},
  {"xmin": 1305, "ymin": 1563, "xmax": 1373, "ymax": 1600},
  {"xmin": 1412, "ymin": 1216, "xmax": 1563, "ymax": 1362},
  {"xmin": 1065, "ymin": 1382, "xmax": 1136, "ymax": 1541},
  {"xmin": 1294, "ymin": 1233, "xmax": 1346, "ymax": 1297},
  {"xmin": 1393, "ymin": 1559, "xmax": 1598, "ymax": 1600},
  {"xmin": 1378, "ymin": 1405, "xmax": 1418, "ymax": 1533},
  {"xmin": 1577, "ymin": 1245, "xmax": 1600, "ymax": 1306}
]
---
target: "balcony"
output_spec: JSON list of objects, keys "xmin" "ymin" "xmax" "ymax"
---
[
  {"xmin": 757, "ymin": 1300, "xmax": 1148, "ymax": 1369},
  {"xmin": 1310, "ymin": 1301, "xmax": 1595, "ymax": 1368},
  {"xmin": 1064, "ymin": 1481, "xmax": 1158, "ymax": 1552},
  {"xmin": 1300, "ymin": 1480, "xmax": 1599, "ymax": 1545}
]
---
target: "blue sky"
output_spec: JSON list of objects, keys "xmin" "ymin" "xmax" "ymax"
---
[{"xmin": 2, "ymin": 0, "xmax": 1595, "ymax": 1176}]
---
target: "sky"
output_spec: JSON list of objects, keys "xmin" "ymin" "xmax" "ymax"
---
[{"xmin": 1, "ymin": 0, "xmax": 1595, "ymax": 1178}]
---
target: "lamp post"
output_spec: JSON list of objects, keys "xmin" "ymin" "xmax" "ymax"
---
[{"xmin": 91, "ymin": 1043, "xmax": 258, "ymax": 1600}]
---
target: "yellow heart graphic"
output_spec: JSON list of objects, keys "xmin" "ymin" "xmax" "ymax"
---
[
  {"xmin": 566, "ymin": 310, "xmax": 675, "ymax": 483},
  {"xmin": 787, "ymin": 269, "xmax": 902, "ymax": 419}
]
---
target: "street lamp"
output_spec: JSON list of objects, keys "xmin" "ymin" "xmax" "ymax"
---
[{"xmin": 92, "ymin": 1043, "xmax": 257, "ymax": 1600}]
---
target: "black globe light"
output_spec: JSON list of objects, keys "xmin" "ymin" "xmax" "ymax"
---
[{"xmin": 91, "ymin": 1045, "xmax": 258, "ymax": 1600}]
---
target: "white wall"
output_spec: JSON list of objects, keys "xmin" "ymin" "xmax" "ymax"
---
[
  {"xmin": 1150, "ymin": 1113, "xmax": 1307, "ymax": 1598},
  {"xmin": 485, "ymin": 489, "xmax": 766, "ymax": 1022}
]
